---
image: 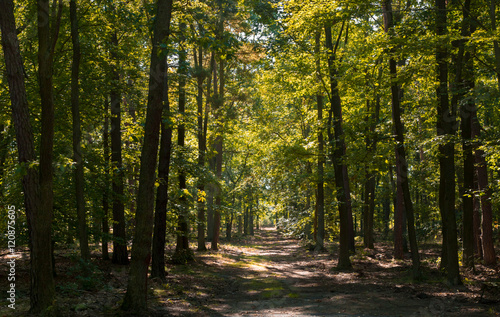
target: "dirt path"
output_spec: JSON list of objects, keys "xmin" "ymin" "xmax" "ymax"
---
[
  {"xmin": 2, "ymin": 228, "xmax": 497, "ymax": 316},
  {"xmin": 158, "ymin": 228, "xmax": 498, "ymax": 316}
]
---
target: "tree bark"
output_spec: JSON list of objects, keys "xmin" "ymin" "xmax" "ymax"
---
[
  {"xmin": 363, "ymin": 96, "xmax": 379, "ymax": 249},
  {"xmin": 472, "ymin": 118, "xmax": 497, "ymax": 265},
  {"xmin": 315, "ymin": 31, "xmax": 325, "ymax": 250},
  {"xmin": 195, "ymin": 41, "xmax": 208, "ymax": 251},
  {"xmin": 151, "ymin": 74, "xmax": 172, "ymax": 279},
  {"xmin": 212, "ymin": 57, "xmax": 225, "ymax": 250},
  {"xmin": 176, "ymin": 22, "xmax": 190, "ymax": 252},
  {"xmin": 0, "ymin": 0, "xmax": 53, "ymax": 312},
  {"xmin": 325, "ymin": 23, "xmax": 352, "ymax": 270},
  {"xmin": 122, "ymin": 0, "xmax": 173, "ymax": 311},
  {"xmin": 454, "ymin": 0, "xmax": 475, "ymax": 269},
  {"xmin": 383, "ymin": 0, "xmax": 421, "ymax": 279},
  {"xmin": 435, "ymin": 0, "xmax": 461, "ymax": 285},
  {"xmin": 102, "ymin": 100, "xmax": 110, "ymax": 260},
  {"xmin": 110, "ymin": 30, "xmax": 129, "ymax": 265},
  {"xmin": 70, "ymin": 0, "xmax": 90, "ymax": 261},
  {"xmin": 35, "ymin": 0, "xmax": 62, "ymax": 311}
]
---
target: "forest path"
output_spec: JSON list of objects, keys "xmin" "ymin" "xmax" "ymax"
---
[{"xmin": 159, "ymin": 228, "xmax": 491, "ymax": 316}]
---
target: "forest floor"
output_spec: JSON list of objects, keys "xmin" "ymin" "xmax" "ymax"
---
[{"xmin": 1, "ymin": 228, "xmax": 500, "ymax": 316}]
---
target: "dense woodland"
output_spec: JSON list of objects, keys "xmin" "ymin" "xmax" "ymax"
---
[{"xmin": 1, "ymin": 0, "xmax": 500, "ymax": 315}]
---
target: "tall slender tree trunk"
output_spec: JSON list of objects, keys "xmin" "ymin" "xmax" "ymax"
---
[
  {"xmin": 0, "ymin": 125, "xmax": 9, "ymax": 197},
  {"xmin": 195, "ymin": 42, "xmax": 208, "ymax": 251},
  {"xmin": 476, "ymin": 0, "xmax": 499, "ymax": 266},
  {"xmin": 394, "ymin": 180, "xmax": 405, "ymax": 259},
  {"xmin": 249, "ymin": 197, "xmax": 255, "ymax": 236},
  {"xmin": 176, "ymin": 22, "xmax": 190, "ymax": 252},
  {"xmin": 35, "ymin": 0, "xmax": 62, "ymax": 311},
  {"xmin": 325, "ymin": 23, "xmax": 352, "ymax": 270},
  {"xmin": 363, "ymin": 96, "xmax": 379, "ymax": 249},
  {"xmin": 315, "ymin": 31, "xmax": 325, "ymax": 250},
  {"xmin": 212, "ymin": 53, "xmax": 225, "ymax": 251},
  {"xmin": 110, "ymin": 31, "xmax": 129, "ymax": 265},
  {"xmin": 102, "ymin": 100, "xmax": 110, "ymax": 260},
  {"xmin": 453, "ymin": 0, "xmax": 475, "ymax": 269},
  {"xmin": 70, "ymin": 0, "xmax": 90, "ymax": 261},
  {"xmin": 244, "ymin": 205, "xmax": 249, "ymax": 235},
  {"xmin": 383, "ymin": 0, "xmax": 421, "ymax": 279},
  {"xmin": 435, "ymin": 0, "xmax": 461, "ymax": 285},
  {"xmin": 122, "ymin": 0, "xmax": 173, "ymax": 311},
  {"xmin": 472, "ymin": 119, "xmax": 497, "ymax": 265},
  {"xmin": 151, "ymin": 75, "xmax": 172, "ymax": 279},
  {"xmin": 0, "ymin": 1, "xmax": 53, "ymax": 312},
  {"xmin": 472, "ymin": 190, "xmax": 483, "ymax": 258}
]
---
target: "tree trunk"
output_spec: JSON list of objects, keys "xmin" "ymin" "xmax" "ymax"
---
[
  {"xmin": 238, "ymin": 214, "xmax": 243, "ymax": 235},
  {"xmin": 363, "ymin": 96, "xmax": 379, "ymax": 249},
  {"xmin": 249, "ymin": 200, "xmax": 255, "ymax": 236},
  {"xmin": 472, "ymin": 190, "xmax": 483, "ymax": 259},
  {"xmin": 315, "ymin": 31, "xmax": 325, "ymax": 250},
  {"xmin": 325, "ymin": 23, "xmax": 352, "ymax": 270},
  {"xmin": 122, "ymin": 0, "xmax": 173, "ymax": 311},
  {"xmin": 0, "ymin": 125, "xmax": 10, "ymax": 197},
  {"xmin": 472, "ymin": 118, "xmax": 497, "ymax": 265},
  {"xmin": 102, "ymin": 100, "xmax": 110, "ymax": 260},
  {"xmin": 244, "ymin": 205, "xmax": 249, "ymax": 235},
  {"xmin": 176, "ymin": 22, "xmax": 189, "ymax": 252},
  {"xmin": 0, "ymin": 1, "xmax": 53, "ymax": 312},
  {"xmin": 435, "ymin": 0, "xmax": 461, "ymax": 285},
  {"xmin": 110, "ymin": 31, "xmax": 129, "ymax": 265},
  {"xmin": 151, "ymin": 78, "xmax": 172, "ymax": 279},
  {"xmin": 383, "ymin": 0, "xmax": 421, "ymax": 279},
  {"xmin": 394, "ymin": 177, "xmax": 405, "ymax": 259},
  {"xmin": 212, "ymin": 52, "xmax": 225, "ymax": 251},
  {"xmin": 455, "ymin": 0, "xmax": 475, "ymax": 269},
  {"xmin": 70, "ymin": 0, "xmax": 90, "ymax": 261},
  {"xmin": 195, "ymin": 41, "xmax": 208, "ymax": 251},
  {"xmin": 35, "ymin": 0, "xmax": 62, "ymax": 311}
]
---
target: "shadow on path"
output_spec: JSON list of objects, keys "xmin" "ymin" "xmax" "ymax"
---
[{"xmin": 154, "ymin": 228, "xmax": 496, "ymax": 316}]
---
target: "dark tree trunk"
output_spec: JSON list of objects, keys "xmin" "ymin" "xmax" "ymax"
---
[
  {"xmin": 151, "ymin": 77, "xmax": 172, "ymax": 279},
  {"xmin": 363, "ymin": 96, "xmax": 379, "ymax": 249},
  {"xmin": 238, "ymin": 214, "xmax": 243, "ymax": 235},
  {"xmin": 454, "ymin": 0, "xmax": 475, "ymax": 269},
  {"xmin": 394, "ymin": 178, "xmax": 405, "ymax": 259},
  {"xmin": 249, "ymin": 200, "xmax": 254, "ymax": 236},
  {"xmin": 472, "ymin": 190, "xmax": 483, "ymax": 259},
  {"xmin": 176, "ymin": 22, "xmax": 189, "ymax": 252},
  {"xmin": 226, "ymin": 212, "xmax": 233, "ymax": 241},
  {"xmin": 315, "ymin": 31, "xmax": 325, "ymax": 250},
  {"xmin": 0, "ymin": 1, "xmax": 52, "ymax": 312},
  {"xmin": 324, "ymin": 23, "xmax": 352, "ymax": 270},
  {"xmin": 212, "ymin": 55, "xmax": 225, "ymax": 251},
  {"xmin": 110, "ymin": 31, "xmax": 129, "ymax": 265},
  {"xmin": 0, "ymin": 125, "xmax": 9, "ymax": 197},
  {"xmin": 383, "ymin": 0, "xmax": 421, "ymax": 279},
  {"xmin": 122, "ymin": 0, "xmax": 173, "ymax": 311},
  {"xmin": 472, "ymin": 118, "xmax": 497, "ymax": 265},
  {"xmin": 435, "ymin": 0, "xmax": 461, "ymax": 285},
  {"xmin": 244, "ymin": 205, "xmax": 249, "ymax": 235},
  {"xmin": 102, "ymin": 100, "xmax": 110, "ymax": 260},
  {"xmin": 195, "ymin": 41, "xmax": 208, "ymax": 251},
  {"xmin": 35, "ymin": 0, "xmax": 62, "ymax": 311},
  {"xmin": 70, "ymin": 0, "xmax": 90, "ymax": 261}
]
